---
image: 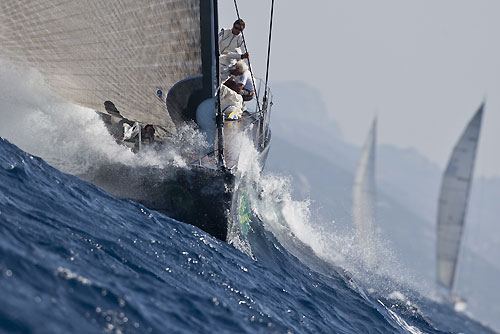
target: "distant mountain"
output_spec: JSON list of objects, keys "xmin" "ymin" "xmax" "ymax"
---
[
  {"xmin": 378, "ymin": 145, "xmax": 441, "ymax": 224},
  {"xmin": 270, "ymin": 81, "xmax": 443, "ymax": 224}
]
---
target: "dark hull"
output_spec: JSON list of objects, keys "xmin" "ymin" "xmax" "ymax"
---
[{"xmin": 79, "ymin": 140, "xmax": 271, "ymax": 242}]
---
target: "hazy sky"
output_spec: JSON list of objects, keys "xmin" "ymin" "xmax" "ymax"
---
[{"xmin": 220, "ymin": 1, "xmax": 500, "ymax": 178}]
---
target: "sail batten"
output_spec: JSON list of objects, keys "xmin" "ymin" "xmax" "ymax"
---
[
  {"xmin": 0, "ymin": 0, "xmax": 206, "ymax": 129},
  {"xmin": 436, "ymin": 103, "xmax": 484, "ymax": 293}
]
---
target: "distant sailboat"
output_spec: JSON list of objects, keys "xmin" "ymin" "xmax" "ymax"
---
[
  {"xmin": 436, "ymin": 103, "xmax": 484, "ymax": 297},
  {"xmin": 352, "ymin": 118, "xmax": 377, "ymax": 260}
]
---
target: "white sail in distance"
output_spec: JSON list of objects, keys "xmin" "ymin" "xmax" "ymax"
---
[
  {"xmin": 352, "ymin": 118, "xmax": 377, "ymax": 257},
  {"xmin": 436, "ymin": 103, "xmax": 484, "ymax": 293},
  {"xmin": 0, "ymin": 1, "xmax": 205, "ymax": 130}
]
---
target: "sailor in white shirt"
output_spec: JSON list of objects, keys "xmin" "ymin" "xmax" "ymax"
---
[
  {"xmin": 219, "ymin": 19, "xmax": 249, "ymax": 80},
  {"xmin": 224, "ymin": 60, "xmax": 254, "ymax": 101},
  {"xmin": 220, "ymin": 60, "xmax": 255, "ymax": 120}
]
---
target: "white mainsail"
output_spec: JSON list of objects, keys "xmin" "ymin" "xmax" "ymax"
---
[
  {"xmin": 0, "ymin": 1, "xmax": 206, "ymax": 130},
  {"xmin": 436, "ymin": 103, "xmax": 484, "ymax": 293},
  {"xmin": 352, "ymin": 118, "xmax": 377, "ymax": 252}
]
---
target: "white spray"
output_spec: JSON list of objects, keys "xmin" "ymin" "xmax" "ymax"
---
[
  {"xmin": 0, "ymin": 62, "xmax": 208, "ymax": 175},
  {"xmin": 232, "ymin": 131, "xmax": 426, "ymax": 298}
]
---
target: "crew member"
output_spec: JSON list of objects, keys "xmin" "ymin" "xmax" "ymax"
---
[
  {"xmin": 219, "ymin": 19, "xmax": 249, "ymax": 80},
  {"xmin": 224, "ymin": 60, "xmax": 255, "ymax": 101}
]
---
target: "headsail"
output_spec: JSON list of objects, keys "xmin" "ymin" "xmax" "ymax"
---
[
  {"xmin": 436, "ymin": 103, "xmax": 484, "ymax": 293},
  {"xmin": 352, "ymin": 118, "xmax": 377, "ymax": 253},
  {"xmin": 0, "ymin": 1, "xmax": 215, "ymax": 131}
]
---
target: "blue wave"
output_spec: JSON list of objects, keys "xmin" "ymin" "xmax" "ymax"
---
[{"xmin": 0, "ymin": 138, "xmax": 493, "ymax": 334}]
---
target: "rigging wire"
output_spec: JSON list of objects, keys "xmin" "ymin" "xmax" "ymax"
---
[
  {"xmin": 262, "ymin": 0, "xmax": 275, "ymax": 146},
  {"xmin": 231, "ymin": 0, "xmax": 275, "ymax": 148},
  {"xmin": 263, "ymin": 0, "xmax": 275, "ymax": 105}
]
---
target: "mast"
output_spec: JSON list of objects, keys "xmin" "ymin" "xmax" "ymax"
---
[
  {"xmin": 436, "ymin": 103, "xmax": 484, "ymax": 295},
  {"xmin": 200, "ymin": 1, "xmax": 216, "ymax": 99},
  {"xmin": 200, "ymin": 0, "xmax": 225, "ymax": 170},
  {"xmin": 214, "ymin": 0, "xmax": 225, "ymax": 170}
]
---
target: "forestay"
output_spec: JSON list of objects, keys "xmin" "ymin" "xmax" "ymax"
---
[
  {"xmin": 0, "ymin": 1, "xmax": 204, "ymax": 131},
  {"xmin": 436, "ymin": 104, "xmax": 484, "ymax": 292}
]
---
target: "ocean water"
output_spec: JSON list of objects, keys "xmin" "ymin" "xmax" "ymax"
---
[
  {"xmin": 0, "ymin": 64, "xmax": 497, "ymax": 333},
  {"xmin": 0, "ymin": 136, "xmax": 496, "ymax": 334}
]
